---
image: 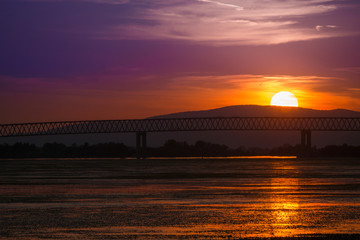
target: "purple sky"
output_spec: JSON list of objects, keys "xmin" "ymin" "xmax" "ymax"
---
[{"xmin": 1, "ymin": 0, "xmax": 360, "ymax": 123}]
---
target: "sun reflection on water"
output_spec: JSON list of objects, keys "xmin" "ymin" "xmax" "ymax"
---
[{"xmin": 267, "ymin": 161, "xmax": 301, "ymax": 237}]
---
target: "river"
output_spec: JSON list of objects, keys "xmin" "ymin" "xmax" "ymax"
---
[{"xmin": 1, "ymin": 157, "xmax": 360, "ymax": 239}]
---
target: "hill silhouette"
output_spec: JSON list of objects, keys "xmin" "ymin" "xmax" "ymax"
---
[{"xmin": 152, "ymin": 105, "xmax": 360, "ymax": 118}]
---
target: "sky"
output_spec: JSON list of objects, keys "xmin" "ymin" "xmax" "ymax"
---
[{"xmin": 1, "ymin": 0, "xmax": 360, "ymax": 123}]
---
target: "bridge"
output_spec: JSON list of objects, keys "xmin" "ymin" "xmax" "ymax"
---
[{"xmin": 1, "ymin": 117, "xmax": 360, "ymax": 158}]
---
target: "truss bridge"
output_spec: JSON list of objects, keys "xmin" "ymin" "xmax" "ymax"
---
[{"xmin": 1, "ymin": 117, "xmax": 359, "ymax": 158}]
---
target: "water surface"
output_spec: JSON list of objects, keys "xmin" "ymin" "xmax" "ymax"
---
[{"xmin": 1, "ymin": 157, "xmax": 360, "ymax": 239}]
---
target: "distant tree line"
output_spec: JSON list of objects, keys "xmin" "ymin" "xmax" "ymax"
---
[
  {"xmin": 0, "ymin": 142, "xmax": 133, "ymax": 158},
  {"xmin": 0, "ymin": 140, "xmax": 360, "ymax": 158}
]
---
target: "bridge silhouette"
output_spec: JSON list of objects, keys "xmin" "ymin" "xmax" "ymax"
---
[{"xmin": 1, "ymin": 117, "xmax": 359, "ymax": 158}]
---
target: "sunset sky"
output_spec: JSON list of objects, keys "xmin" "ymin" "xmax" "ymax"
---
[{"xmin": 1, "ymin": 0, "xmax": 360, "ymax": 123}]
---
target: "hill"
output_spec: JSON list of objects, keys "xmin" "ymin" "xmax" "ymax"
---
[{"xmin": 152, "ymin": 105, "xmax": 360, "ymax": 118}]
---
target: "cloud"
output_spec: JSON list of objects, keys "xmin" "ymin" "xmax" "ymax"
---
[
  {"xmin": 96, "ymin": 0, "xmax": 347, "ymax": 45},
  {"xmin": 84, "ymin": 0, "xmax": 128, "ymax": 3},
  {"xmin": 153, "ymin": 73, "xmax": 353, "ymax": 100},
  {"xmin": 316, "ymin": 25, "xmax": 337, "ymax": 31},
  {"xmin": 334, "ymin": 67, "xmax": 360, "ymax": 73},
  {"xmin": 198, "ymin": 0, "xmax": 244, "ymax": 11},
  {"xmin": 316, "ymin": 25, "xmax": 324, "ymax": 31},
  {"xmin": 19, "ymin": 0, "xmax": 355, "ymax": 45},
  {"xmin": 24, "ymin": 0, "xmax": 129, "ymax": 4}
]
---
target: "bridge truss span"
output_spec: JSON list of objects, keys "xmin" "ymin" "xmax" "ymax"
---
[{"xmin": 0, "ymin": 117, "xmax": 360, "ymax": 138}]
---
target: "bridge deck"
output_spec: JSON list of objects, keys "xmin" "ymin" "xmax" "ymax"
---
[{"xmin": 1, "ymin": 117, "xmax": 360, "ymax": 137}]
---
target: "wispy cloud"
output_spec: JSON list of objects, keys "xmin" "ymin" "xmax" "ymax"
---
[
  {"xmin": 334, "ymin": 66, "xmax": 360, "ymax": 73},
  {"xmin": 168, "ymin": 74, "xmax": 345, "ymax": 93},
  {"xmin": 21, "ymin": 0, "xmax": 355, "ymax": 45},
  {"xmin": 24, "ymin": 0, "xmax": 129, "ymax": 4},
  {"xmin": 198, "ymin": 0, "xmax": 244, "ymax": 11},
  {"xmin": 315, "ymin": 25, "xmax": 337, "ymax": 31},
  {"xmin": 97, "ymin": 0, "xmax": 348, "ymax": 45}
]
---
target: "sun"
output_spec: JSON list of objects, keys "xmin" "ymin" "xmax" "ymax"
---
[{"xmin": 270, "ymin": 91, "xmax": 298, "ymax": 107}]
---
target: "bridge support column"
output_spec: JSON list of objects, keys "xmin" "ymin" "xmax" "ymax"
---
[
  {"xmin": 136, "ymin": 131, "xmax": 147, "ymax": 159},
  {"xmin": 300, "ymin": 130, "xmax": 311, "ymax": 149}
]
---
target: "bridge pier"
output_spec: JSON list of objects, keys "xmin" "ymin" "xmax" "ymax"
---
[
  {"xmin": 301, "ymin": 130, "xmax": 312, "ymax": 149},
  {"xmin": 136, "ymin": 131, "xmax": 147, "ymax": 159}
]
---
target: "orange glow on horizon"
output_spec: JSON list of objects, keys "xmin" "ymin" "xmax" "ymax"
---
[{"xmin": 1, "ymin": 74, "xmax": 359, "ymax": 123}]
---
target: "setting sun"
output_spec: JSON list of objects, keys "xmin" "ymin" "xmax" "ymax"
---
[{"xmin": 270, "ymin": 91, "xmax": 299, "ymax": 107}]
